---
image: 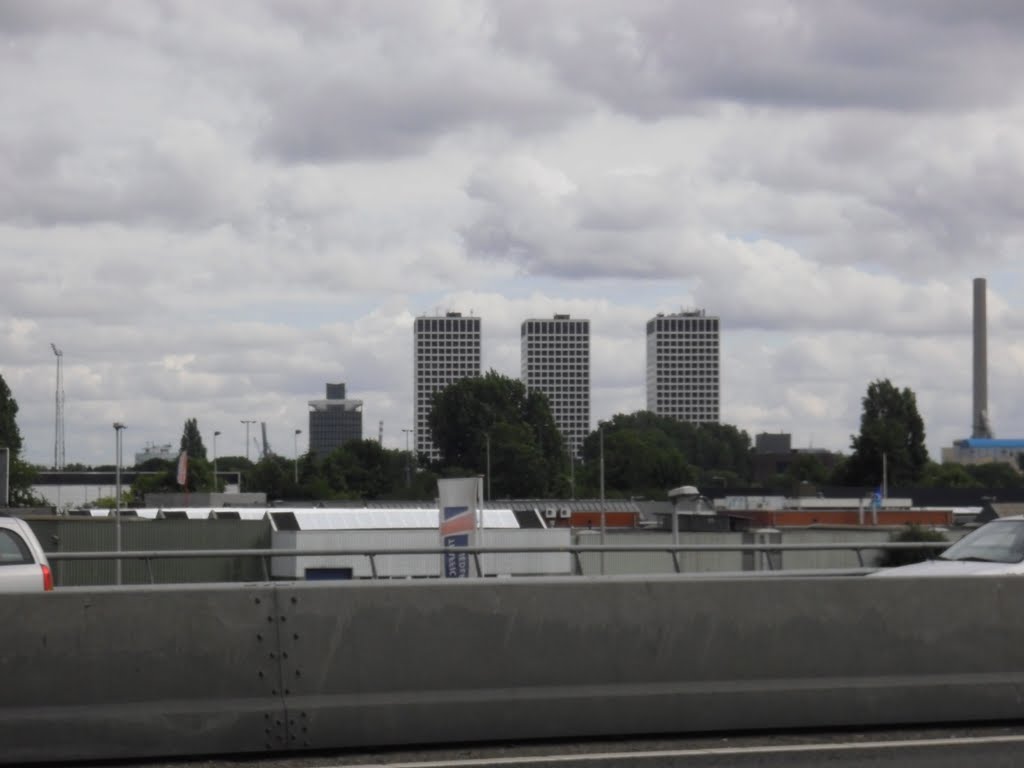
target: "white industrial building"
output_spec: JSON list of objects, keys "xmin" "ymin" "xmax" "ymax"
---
[{"xmin": 267, "ymin": 507, "xmax": 572, "ymax": 579}]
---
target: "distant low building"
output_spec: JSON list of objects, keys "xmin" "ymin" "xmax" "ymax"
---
[{"xmin": 942, "ymin": 438, "xmax": 1024, "ymax": 472}]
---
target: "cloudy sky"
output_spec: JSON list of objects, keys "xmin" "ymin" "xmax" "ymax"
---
[{"xmin": 4, "ymin": 0, "xmax": 1024, "ymax": 469}]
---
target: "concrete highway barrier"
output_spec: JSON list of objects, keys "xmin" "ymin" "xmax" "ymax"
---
[{"xmin": 2, "ymin": 575, "xmax": 1023, "ymax": 763}]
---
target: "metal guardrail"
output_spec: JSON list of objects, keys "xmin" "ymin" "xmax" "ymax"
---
[{"xmin": 46, "ymin": 541, "xmax": 951, "ymax": 582}]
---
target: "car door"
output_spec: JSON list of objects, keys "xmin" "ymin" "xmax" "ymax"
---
[{"xmin": 0, "ymin": 525, "xmax": 46, "ymax": 592}]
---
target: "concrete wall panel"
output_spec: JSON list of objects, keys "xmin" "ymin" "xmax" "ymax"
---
[
  {"xmin": 0, "ymin": 584, "xmax": 283, "ymax": 763},
  {"xmin": 274, "ymin": 575, "xmax": 1024, "ymax": 750},
  {"xmin": 3, "ymin": 575, "xmax": 1024, "ymax": 763}
]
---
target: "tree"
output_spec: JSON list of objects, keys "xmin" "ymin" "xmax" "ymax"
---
[
  {"xmin": 131, "ymin": 455, "xmax": 216, "ymax": 500},
  {"xmin": 843, "ymin": 379, "xmax": 928, "ymax": 487},
  {"xmin": 0, "ymin": 373, "xmax": 44, "ymax": 506},
  {"xmin": 429, "ymin": 371, "xmax": 566, "ymax": 497},
  {"xmin": 576, "ymin": 412, "xmax": 752, "ymax": 499},
  {"xmin": 179, "ymin": 418, "xmax": 207, "ymax": 460},
  {"xmin": 919, "ymin": 461, "xmax": 981, "ymax": 488},
  {"xmin": 966, "ymin": 462, "xmax": 1024, "ymax": 488},
  {"xmin": 784, "ymin": 453, "xmax": 831, "ymax": 485},
  {"xmin": 0, "ymin": 374, "xmax": 22, "ymax": 455}
]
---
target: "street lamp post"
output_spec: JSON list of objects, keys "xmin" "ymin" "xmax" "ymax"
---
[
  {"xmin": 241, "ymin": 420, "xmax": 256, "ymax": 462},
  {"xmin": 293, "ymin": 429, "xmax": 302, "ymax": 484},
  {"xmin": 569, "ymin": 444, "xmax": 576, "ymax": 500},
  {"xmin": 485, "ymin": 432, "xmax": 491, "ymax": 502},
  {"xmin": 213, "ymin": 430, "xmax": 221, "ymax": 491},
  {"xmin": 599, "ymin": 423, "xmax": 606, "ymax": 575},
  {"xmin": 113, "ymin": 422, "xmax": 125, "ymax": 586}
]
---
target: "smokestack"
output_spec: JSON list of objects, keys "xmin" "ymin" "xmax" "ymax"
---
[{"xmin": 972, "ymin": 277, "xmax": 993, "ymax": 438}]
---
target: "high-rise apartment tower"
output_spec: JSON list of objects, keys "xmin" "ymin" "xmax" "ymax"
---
[
  {"xmin": 645, "ymin": 309, "xmax": 720, "ymax": 424},
  {"xmin": 521, "ymin": 314, "xmax": 591, "ymax": 459},
  {"xmin": 414, "ymin": 312, "xmax": 482, "ymax": 461}
]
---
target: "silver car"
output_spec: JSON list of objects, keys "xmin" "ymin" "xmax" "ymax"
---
[
  {"xmin": 0, "ymin": 514, "xmax": 53, "ymax": 592},
  {"xmin": 871, "ymin": 515, "xmax": 1024, "ymax": 577}
]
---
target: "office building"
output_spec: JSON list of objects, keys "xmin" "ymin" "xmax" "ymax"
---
[
  {"xmin": 645, "ymin": 309, "xmax": 720, "ymax": 424},
  {"xmin": 521, "ymin": 314, "xmax": 590, "ymax": 458},
  {"xmin": 414, "ymin": 312, "xmax": 482, "ymax": 461},
  {"xmin": 308, "ymin": 383, "xmax": 363, "ymax": 458}
]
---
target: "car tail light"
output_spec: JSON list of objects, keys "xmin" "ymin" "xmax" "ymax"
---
[{"xmin": 41, "ymin": 564, "xmax": 53, "ymax": 592}]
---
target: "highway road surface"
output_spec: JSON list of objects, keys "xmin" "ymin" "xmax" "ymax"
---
[{"xmin": 114, "ymin": 724, "xmax": 1024, "ymax": 768}]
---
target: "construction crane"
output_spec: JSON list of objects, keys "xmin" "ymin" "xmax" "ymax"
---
[
  {"xmin": 260, "ymin": 422, "xmax": 272, "ymax": 459},
  {"xmin": 50, "ymin": 343, "xmax": 65, "ymax": 470}
]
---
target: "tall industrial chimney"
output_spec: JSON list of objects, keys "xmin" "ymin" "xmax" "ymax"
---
[{"xmin": 972, "ymin": 277, "xmax": 993, "ymax": 438}]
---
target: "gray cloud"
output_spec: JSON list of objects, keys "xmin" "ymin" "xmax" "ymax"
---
[
  {"xmin": 5, "ymin": 1, "xmax": 1024, "ymax": 467},
  {"xmin": 491, "ymin": 1, "xmax": 1024, "ymax": 116}
]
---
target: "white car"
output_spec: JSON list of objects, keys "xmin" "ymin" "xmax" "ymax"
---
[
  {"xmin": 0, "ymin": 514, "xmax": 53, "ymax": 592},
  {"xmin": 871, "ymin": 515, "xmax": 1024, "ymax": 577}
]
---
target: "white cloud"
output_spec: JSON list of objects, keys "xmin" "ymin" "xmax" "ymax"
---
[{"xmin": 3, "ymin": 1, "xmax": 1024, "ymax": 472}]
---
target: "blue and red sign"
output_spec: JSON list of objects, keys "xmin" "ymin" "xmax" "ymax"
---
[
  {"xmin": 437, "ymin": 478, "xmax": 481, "ymax": 578},
  {"xmin": 441, "ymin": 505, "xmax": 473, "ymax": 577}
]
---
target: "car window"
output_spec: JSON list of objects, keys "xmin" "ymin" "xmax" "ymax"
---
[
  {"xmin": 0, "ymin": 529, "xmax": 33, "ymax": 565},
  {"xmin": 941, "ymin": 520, "xmax": 1024, "ymax": 564}
]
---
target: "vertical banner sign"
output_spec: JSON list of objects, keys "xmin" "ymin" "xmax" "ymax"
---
[{"xmin": 438, "ymin": 477, "xmax": 481, "ymax": 578}]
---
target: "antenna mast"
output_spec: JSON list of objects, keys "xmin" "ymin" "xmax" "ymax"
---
[{"xmin": 50, "ymin": 343, "xmax": 65, "ymax": 469}]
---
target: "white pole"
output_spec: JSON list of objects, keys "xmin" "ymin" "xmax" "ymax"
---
[
  {"xmin": 599, "ymin": 425, "xmax": 606, "ymax": 575},
  {"xmin": 113, "ymin": 422, "xmax": 125, "ymax": 586},
  {"xmin": 213, "ymin": 430, "xmax": 220, "ymax": 490}
]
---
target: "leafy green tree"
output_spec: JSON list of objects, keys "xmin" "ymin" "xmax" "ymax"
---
[
  {"xmin": 919, "ymin": 461, "xmax": 981, "ymax": 488},
  {"xmin": 0, "ymin": 374, "xmax": 22, "ymax": 455},
  {"xmin": 179, "ymin": 417, "xmax": 207, "ymax": 460},
  {"xmin": 245, "ymin": 455, "xmax": 292, "ymax": 501},
  {"xmin": 965, "ymin": 462, "xmax": 1024, "ymax": 488},
  {"xmin": 429, "ymin": 371, "xmax": 566, "ymax": 497},
  {"xmin": 578, "ymin": 423, "xmax": 691, "ymax": 499},
  {"xmin": 131, "ymin": 455, "xmax": 216, "ymax": 499},
  {"xmin": 0, "ymin": 372, "xmax": 45, "ymax": 506},
  {"xmin": 843, "ymin": 379, "xmax": 928, "ymax": 487},
  {"xmin": 784, "ymin": 453, "xmax": 830, "ymax": 485},
  {"xmin": 576, "ymin": 412, "xmax": 752, "ymax": 499}
]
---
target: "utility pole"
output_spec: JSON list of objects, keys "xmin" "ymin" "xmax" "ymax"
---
[
  {"xmin": 113, "ymin": 422, "xmax": 125, "ymax": 585},
  {"xmin": 599, "ymin": 423, "xmax": 606, "ymax": 575},
  {"xmin": 241, "ymin": 420, "xmax": 256, "ymax": 462},
  {"xmin": 485, "ymin": 432, "xmax": 491, "ymax": 502},
  {"xmin": 50, "ymin": 343, "xmax": 65, "ymax": 470},
  {"xmin": 213, "ymin": 430, "xmax": 221, "ymax": 490},
  {"xmin": 293, "ymin": 429, "xmax": 302, "ymax": 484}
]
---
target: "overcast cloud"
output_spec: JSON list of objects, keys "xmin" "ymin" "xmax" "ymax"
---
[{"xmin": 3, "ymin": 0, "xmax": 1024, "ymax": 470}]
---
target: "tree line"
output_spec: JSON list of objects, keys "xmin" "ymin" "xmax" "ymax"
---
[{"xmin": 3, "ymin": 370, "xmax": 1024, "ymax": 507}]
